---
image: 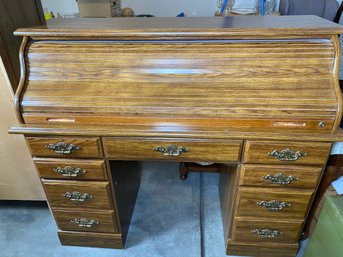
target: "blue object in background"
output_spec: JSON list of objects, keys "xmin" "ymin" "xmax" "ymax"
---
[
  {"xmin": 261, "ymin": 0, "xmax": 265, "ymax": 15},
  {"xmin": 176, "ymin": 12, "xmax": 185, "ymax": 17},
  {"xmin": 219, "ymin": 0, "xmax": 228, "ymax": 15}
]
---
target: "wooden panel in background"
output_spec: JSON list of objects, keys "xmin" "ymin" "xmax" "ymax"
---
[{"xmin": 0, "ymin": 0, "xmax": 44, "ymax": 91}]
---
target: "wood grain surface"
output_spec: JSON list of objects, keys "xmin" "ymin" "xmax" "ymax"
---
[
  {"xmin": 232, "ymin": 217, "xmax": 303, "ymax": 243},
  {"xmin": 53, "ymin": 209, "xmax": 119, "ymax": 233},
  {"xmin": 14, "ymin": 16, "xmax": 343, "ymax": 39},
  {"xmin": 103, "ymin": 137, "xmax": 242, "ymax": 162},
  {"xmin": 33, "ymin": 158, "xmax": 107, "ymax": 180},
  {"xmin": 239, "ymin": 164, "xmax": 323, "ymax": 189},
  {"xmin": 20, "ymin": 38, "xmax": 339, "ymax": 133},
  {"xmin": 26, "ymin": 136, "xmax": 103, "ymax": 158},
  {"xmin": 236, "ymin": 187, "xmax": 313, "ymax": 220},
  {"xmin": 42, "ymin": 180, "xmax": 113, "ymax": 209},
  {"xmin": 227, "ymin": 240, "xmax": 299, "ymax": 257},
  {"xmin": 243, "ymin": 140, "xmax": 332, "ymax": 165},
  {"xmin": 58, "ymin": 230, "xmax": 123, "ymax": 249}
]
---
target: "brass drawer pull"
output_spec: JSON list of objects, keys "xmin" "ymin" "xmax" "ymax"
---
[
  {"xmin": 263, "ymin": 173, "xmax": 300, "ymax": 185},
  {"xmin": 257, "ymin": 200, "xmax": 291, "ymax": 211},
  {"xmin": 46, "ymin": 142, "xmax": 80, "ymax": 155},
  {"xmin": 63, "ymin": 191, "xmax": 93, "ymax": 202},
  {"xmin": 53, "ymin": 166, "xmax": 87, "ymax": 177},
  {"xmin": 268, "ymin": 148, "xmax": 307, "ymax": 161},
  {"xmin": 153, "ymin": 144, "xmax": 189, "ymax": 157},
  {"xmin": 251, "ymin": 228, "xmax": 283, "ymax": 238},
  {"xmin": 70, "ymin": 218, "xmax": 99, "ymax": 228}
]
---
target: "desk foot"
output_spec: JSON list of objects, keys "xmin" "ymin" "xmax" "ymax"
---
[{"xmin": 179, "ymin": 162, "xmax": 189, "ymax": 180}]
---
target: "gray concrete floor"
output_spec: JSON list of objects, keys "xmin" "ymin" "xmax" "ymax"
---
[{"xmin": 0, "ymin": 162, "xmax": 307, "ymax": 257}]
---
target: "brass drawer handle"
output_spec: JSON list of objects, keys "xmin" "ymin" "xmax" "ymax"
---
[
  {"xmin": 63, "ymin": 191, "xmax": 93, "ymax": 202},
  {"xmin": 70, "ymin": 218, "xmax": 99, "ymax": 228},
  {"xmin": 251, "ymin": 228, "xmax": 283, "ymax": 238},
  {"xmin": 268, "ymin": 148, "xmax": 307, "ymax": 161},
  {"xmin": 153, "ymin": 144, "xmax": 189, "ymax": 157},
  {"xmin": 263, "ymin": 173, "xmax": 300, "ymax": 185},
  {"xmin": 53, "ymin": 166, "xmax": 87, "ymax": 177},
  {"xmin": 257, "ymin": 200, "xmax": 291, "ymax": 211},
  {"xmin": 46, "ymin": 142, "xmax": 80, "ymax": 155}
]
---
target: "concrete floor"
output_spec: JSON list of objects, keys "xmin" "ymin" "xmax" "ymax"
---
[{"xmin": 0, "ymin": 162, "xmax": 307, "ymax": 257}]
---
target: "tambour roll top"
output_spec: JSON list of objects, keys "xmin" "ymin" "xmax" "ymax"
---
[{"xmin": 15, "ymin": 16, "xmax": 343, "ymax": 133}]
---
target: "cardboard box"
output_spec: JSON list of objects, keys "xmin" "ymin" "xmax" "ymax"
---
[{"xmin": 77, "ymin": 0, "xmax": 120, "ymax": 17}]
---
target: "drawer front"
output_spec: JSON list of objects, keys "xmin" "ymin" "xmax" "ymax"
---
[
  {"xmin": 103, "ymin": 137, "xmax": 242, "ymax": 162},
  {"xmin": 42, "ymin": 180, "xmax": 113, "ymax": 209},
  {"xmin": 53, "ymin": 209, "xmax": 119, "ymax": 233},
  {"xmin": 34, "ymin": 158, "xmax": 107, "ymax": 180},
  {"xmin": 26, "ymin": 137, "xmax": 103, "ymax": 158},
  {"xmin": 243, "ymin": 141, "xmax": 331, "ymax": 165},
  {"xmin": 240, "ymin": 165, "xmax": 323, "ymax": 189},
  {"xmin": 236, "ymin": 187, "xmax": 313, "ymax": 220},
  {"xmin": 233, "ymin": 218, "xmax": 303, "ymax": 243},
  {"xmin": 58, "ymin": 231, "xmax": 123, "ymax": 249}
]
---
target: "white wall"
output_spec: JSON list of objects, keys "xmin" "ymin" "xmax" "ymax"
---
[{"xmin": 41, "ymin": 0, "xmax": 280, "ymax": 17}]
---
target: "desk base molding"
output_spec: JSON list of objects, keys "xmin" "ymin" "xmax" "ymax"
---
[
  {"xmin": 227, "ymin": 240, "xmax": 299, "ymax": 257},
  {"xmin": 58, "ymin": 230, "xmax": 123, "ymax": 249}
]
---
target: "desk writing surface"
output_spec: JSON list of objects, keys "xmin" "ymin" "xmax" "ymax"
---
[{"xmin": 10, "ymin": 16, "xmax": 343, "ymax": 257}]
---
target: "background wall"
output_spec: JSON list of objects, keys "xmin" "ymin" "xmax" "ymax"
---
[
  {"xmin": 41, "ymin": 0, "xmax": 78, "ymax": 17},
  {"xmin": 41, "ymin": 0, "xmax": 280, "ymax": 17}
]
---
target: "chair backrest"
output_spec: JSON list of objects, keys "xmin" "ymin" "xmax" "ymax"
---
[{"xmin": 279, "ymin": 0, "xmax": 339, "ymax": 21}]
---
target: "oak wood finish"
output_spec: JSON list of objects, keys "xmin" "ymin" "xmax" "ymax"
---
[
  {"xmin": 42, "ymin": 180, "xmax": 113, "ymax": 209},
  {"xmin": 13, "ymin": 16, "xmax": 343, "ymax": 39},
  {"xmin": 227, "ymin": 241, "xmax": 299, "ymax": 257},
  {"xmin": 53, "ymin": 209, "xmax": 119, "ymax": 233},
  {"xmin": 236, "ymin": 187, "xmax": 313, "ymax": 220},
  {"xmin": 103, "ymin": 137, "xmax": 242, "ymax": 162},
  {"xmin": 243, "ymin": 141, "xmax": 332, "ymax": 165},
  {"xmin": 26, "ymin": 136, "xmax": 103, "ymax": 158},
  {"xmin": 33, "ymin": 158, "xmax": 107, "ymax": 180},
  {"xmin": 20, "ymin": 38, "xmax": 338, "ymax": 133},
  {"xmin": 239, "ymin": 165, "xmax": 323, "ymax": 189},
  {"xmin": 58, "ymin": 230, "xmax": 123, "ymax": 249},
  {"xmin": 9, "ymin": 16, "xmax": 343, "ymax": 256},
  {"xmin": 232, "ymin": 217, "xmax": 303, "ymax": 243}
]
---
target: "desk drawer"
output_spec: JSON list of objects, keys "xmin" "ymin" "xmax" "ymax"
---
[
  {"xmin": 34, "ymin": 158, "xmax": 107, "ymax": 180},
  {"xmin": 103, "ymin": 137, "xmax": 242, "ymax": 162},
  {"xmin": 53, "ymin": 209, "xmax": 119, "ymax": 233},
  {"xmin": 240, "ymin": 165, "xmax": 323, "ymax": 189},
  {"xmin": 42, "ymin": 180, "xmax": 113, "ymax": 209},
  {"xmin": 27, "ymin": 136, "xmax": 103, "ymax": 158},
  {"xmin": 236, "ymin": 187, "xmax": 313, "ymax": 220},
  {"xmin": 243, "ymin": 141, "xmax": 331, "ymax": 165},
  {"xmin": 233, "ymin": 217, "xmax": 303, "ymax": 243}
]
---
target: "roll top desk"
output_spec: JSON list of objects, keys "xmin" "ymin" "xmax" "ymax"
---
[{"xmin": 9, "ymin": 16, "xmax": 343, "ymax": 257}]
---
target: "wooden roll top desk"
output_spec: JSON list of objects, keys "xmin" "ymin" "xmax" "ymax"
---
[{"xmin": 9, "ymin": 16, "xmax": 343, "ymax": 257}]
